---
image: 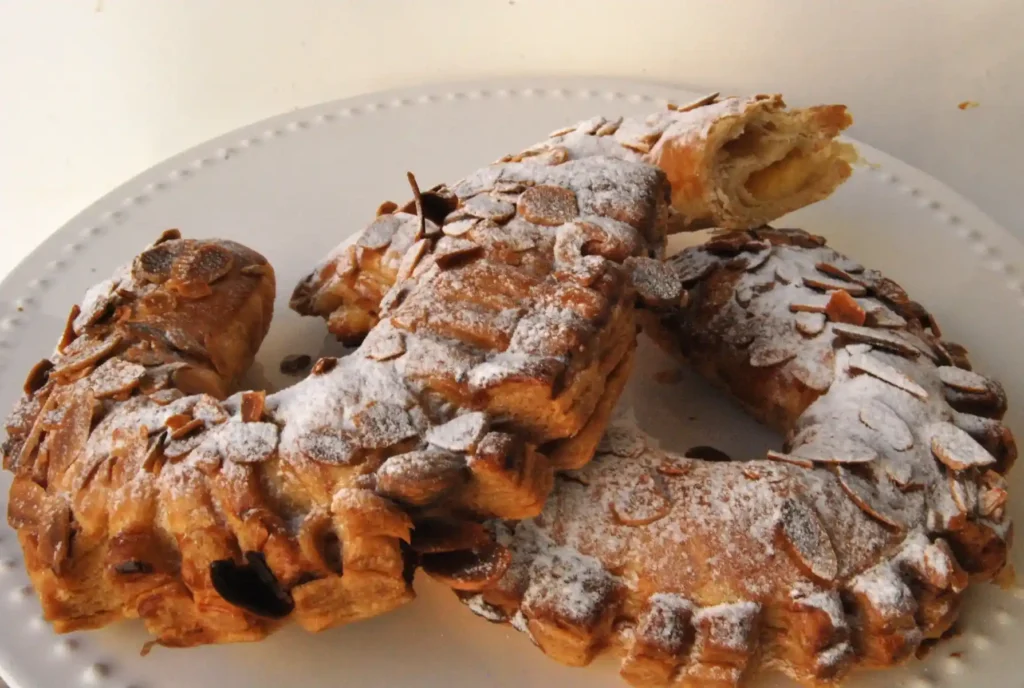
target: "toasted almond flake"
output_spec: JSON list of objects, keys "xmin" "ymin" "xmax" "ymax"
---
[
  {"xmin": 657, "ymin": 456, "xmax": 693, "ymax": 476},
  {"xmin": 774, "ymin": 261, "xmax": 799, "ymax": 284},
  {"xmin": 240, "ymin": 390, "xmax": 266, "ymax": 423},
  {"xmin": 777, "ymin": 499, "xmax": 838, "ymax": 582},
  {"xmin": 310, "ymin": 357, "xmax": 338, "ymax": 376},
  {"xmin": 748, "ymin": 337, "xmax": 797, "ymax": 368},
  {"xmin": 441, "ymin": 217, "xmax": 479, "ymax": 237},
  {"xmin": 815, "ymin": 262, "xmax": 857, "ymax": 282},
  {"xmin": 766, "ymin": 450, "xmax": 813, "ymax": 469},
  {"xmin": 626, "ymin": 256, "xmax": 684, "ymax": 308},
  {"xmin": 835, "ymin": 466, "xmax": 905, "ymax": 530},
  {"xmin": 673, "ymin": 92, "xmax": 720, "ymax": 113},
  {"xmin": 947, "ymin": 474, "xmax": 978, "ymax": 514},
  {"xmin": 795, "ymin": 311, "xmax": 826, "ymax": 336},
  {"xmin": 595, "ymin": 117, "xmax": 623, "ymax": 136},
  {"xmin": 135, "ymin": 244, "xmax": 175, "ymax": 283},
  {"xmin": 358, "ymin": 214, "xmax": 403, "ymax": 250},
  {"xmin": 351, "ymin": 402, "xmax": 418, "ymax": 449},
  {"xmin": 174, "ymin": 243, "xmax": 235, "ymax": 287},
  {"xmin": 519, "ymin": 185, "xmax": 579, "ymax": 226},
  {"xmin": 788, "ymin": 295, "xmax": 830, "ymax": 313},
  {"xmin": 742, "ymin": 248, "xmax": 772, "ymax": 272},
  {"xmin": 865, "ymin": 304, "xmax": 907, "ymax": 329},
  {"xmin": 220, "ymin": 422, "xmax": 279, "ymax": 464},
  {"xmin": 804, "ymin": 275, "xmax": 868, "ymax": 295},
  {"xmin": 927, "ymin": 421, "xmax": 996, "ymax": 470},
  {"xmin": 434, "ymin": 236, "xmax": 482, "ymax": 268},
  {"xmin": 88, "ymin": 358, "xmax": 146, "ymax": 398},
  {"xmin": 825, "ymin": 290, "xmax": 867, "ymax": 326},
  {"xmin": 848, "ymin": 352, "xmax": 929, "ymax": 399},
  {"xmin": 23, "ymin": 358, "xmax": 54, "ymax": 395},
  {"xmin": 378, "ymin": 450, "xmax": 468, "ymax": 507},
  {"xmin": 52, "ymin": 334, "xmax": 123, "ymax": 378},
  {"xmin": 979, "ymin": 472, "xmax": 1008, "ymax": 518},
  {"xmin": 395, "ymin": 238, "xmax": 429, "ymax": 283},
  {"xmin": 611, "ymin": 470, "xmax": 672, "ymax": 526},
  {"xmin": 792, "ymin": 434, "xmax": 877, "ymax": 464},
  {"xmin": 462, "ymin": 195, "xmax": 515, "ymax": 222},
  {"xmin": 427, "ymin": 412, "xmax": 489, "ymax": 452},
  {"xmin": 882, "ymin": 457, "xmax": 917, "ymax": 490},
  {"xmin": 832, "ymin": 323, "xmax": 920, "ymax": 358},
  {"xmin": 548, "ymin": 124, "xmax": 577, "ymax": 138},
  {"xmin": 858, "ymin": 399, "xmax": 914, "ymax": 451},
  {"xmin": 363, "ymin": 328, "xmax": 407, "ymax": 362},
  {"xmin": 573, "ymin": 116, "xmax": 607, "ymax": 135},
  {"xmin": 298, "ymin": 428, "xmax": 359, "ymax": 465},
  {"xmin": 168, "ymin": 417, "xmax": 204, "ymax": 441},
  {"xmin": 936, "ymin": 366, "xmax": 991, "ymax": 394}
]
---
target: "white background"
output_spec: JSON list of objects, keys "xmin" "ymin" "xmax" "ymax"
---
[{"xmin": 1, "ymin": 0, "xmax": 1022, "ymax": 282}]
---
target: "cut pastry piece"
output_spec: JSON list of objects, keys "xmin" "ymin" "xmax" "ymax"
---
[
  {"xmin": 291, "ymin": 94, "xmax": 850, "ymax": 343},
  {"xmin": 444, "ymin": 229, "xmax": 1010, "ymax": 688},
  {"xmin": 3, "ymin": 152, "xmax": 672, "ymax": 648}
]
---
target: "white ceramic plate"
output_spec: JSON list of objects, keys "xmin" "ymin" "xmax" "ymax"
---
[{"xmin": 0, "ymin": 78, "xmax": 1022, "ymax": 688}]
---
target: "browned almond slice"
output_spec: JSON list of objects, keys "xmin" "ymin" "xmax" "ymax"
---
[
  {"xmin": 220, "ymin": 422, "xmax": 279, "ymax": 464},
  {"xmin": 671, "ymin": 92, "xmax": 720, "ymax": 112},
  {"xmin": 426, "ymin": 412, "xmax": 489, "ymax": 453},
  {"xmin": 766, "ymin": 450, "xmax": 813, "ymax": 469},
  {"xmin": 548, "ymin": 123, "xmax": 577, "ymax": 138},
  {"xmin": 626, "ymin": 256, "xmax": 684, "ymax": 308},
  {"xmin": 595, "ymin": 117, "xmax": 623, "ymax": 136},
  {"xmin": 825, "ymin": 290, "xmax": 866, "ymax": 326},
  {"xmin": 733, "ymin": 247, "xmax": 771, "ymax": 272},
  {"xmin": 979, "ymin": 471, "xmax": 1008, "ymax": 518},
  {"xmin": 775, "ymin": 261, "xmax": 799, "ymax": 284},
  {"xmin": 804, "ymin": 275, "xmax": 868, "ymax": 296},
  {"xmin": 749, "ymin": 337, "xmax": 798, "ymax": 368},
  {"xmin": 193, "ymin": 395, "xmax": 228, "ymax": 425},
  {"xmin": 671, "ymin": 250, "xmax": 716, "ymax": 286},
  {"xmin": 351, "ymin": 403, "xmax": 418, "ymax": 449},
  {"xmin": 815, "ymin": 262, "xmax": 857, "ymax": 282},
  {"xmin": 377, "ymin": 450, "xmax": 467, "ymax": 506},
  {"xmin": 657, "ymin": 456, "xmax": 693, "ymax": 476},
  {"xmin": 168, "ymin": 417, "xmax": 204, "ymax": 441},
  {"xmin": 518, "ymin": 185, "xmax": 579, "ymax": 226},
  {"xmin": 358, "ymin": 214, "xmax": 403, "ymax": 249},
  {"xmin": 57, "ymin": 305, "xmax": 80, "ymax": 352},
  {"xmin": 882, "ymin": 456, "xmax": 917, "ymax": 490},
  {"xmin": 88, "ymin": 358, "xmax": 145, "ymax": 399},
  {"xmin": 832, "ymin": 324, "xmax": 920, "ymax": 358},
  {"xmin": 362, "ymin": 328, "xmax": 406, "ymax": 362},
  {"xmin": 297, "ymin": 428, "xmax": 359, "ymax": 465},
  {"xmin": 611, "ymin": 470, "xmax": 672, "ymax": 526},
  {"xmin": 792, "ymin": 435, "xmax": 876, "ymax": 464},
  {"xmin": 947, "ymin": 473, "xmax": 978, "ymax": 514},
  {"xmin": 858, "ymin": 399, "xmax": 913, "ymax": 451},
  {"xmin": 865, "ymin": 304, "xmax": 907, "ymax": 329},
  {"xmin": 777, "ymin": 499, "xmax": 838, "ymax": 583},
  {"xmin": 792, "ymin": 354, "xmax": 835, "ymax": 392},
  {"xmin": 598, "ymin": 425, "xmax": 647, "ymax": 458},
  {"xmin": 927, "ymin": 421, "xmax": 996, "ymax": 470},
  {"xmin": 434, "ymin": 236, "xmax": 482, "ymax": 268},
  {"xmin": 441, "ymin": 217, "xmax": 479, "ymax": 237},
  {"xmin": 174, "ymin": 243, "xmax": 235, "ymax": 287},
  {"xmin": 789, "ymin": 295, "xmax": 831, "ymax": 313},
  {"xmin": 936, "ymin": 366, "xmax": 991, "ymax": 394},
  {"xmin": 462, "ymin": 194, "xmax": 516, "ymax": 222},
  {"xmin": 421, "ymin": 542, "xmax": 512, "ymax": 592},
  {"xmin": 52, "ymin": 334, "xmax": 123, "ymax": 378},
  {"xmin": 240, "ymin": 390, "xmax": 266, "ymax": 422},
  {"xmin": 135, "ymin": 244, "xmax": 175, "ymax": 283},
  {"xmin": 23, "ymin": 359, "xmax": 54, "ymax": 395},
  {"xmin": 834, "ymin": 466, "xmax": 905, "ymax": 530},
  {"xmin": 795, "ymin": 311, "xmax": 826, "ymax": 336},
  {"xmin": 395, "ymin": 238, "xmax": 429, "ymax": 283},
  {"xmin": 848, "ymin": 352, "xmax": 928, "ymax": 399}
]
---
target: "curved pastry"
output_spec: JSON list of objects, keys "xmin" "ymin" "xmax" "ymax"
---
[
  {"xmin": 291, "ymin": 95, "xmax": 852, "ymax": 344},
  {"xmin": 444, "ymin": 229, "xmax": 1014, "ymax": 687},
  {"xmin": 3, "ymin": 154, "xmax": 674, "ymax": 646}
]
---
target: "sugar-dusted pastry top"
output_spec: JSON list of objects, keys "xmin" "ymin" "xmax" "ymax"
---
[
  {"xmin": 3, "ymin": 153, "xmax": 676, "ymax": 647},
  {"xmin": 292, "ymin": 95, "xmax": 851, "ymax": 346},
  {"xmin": 446, "ymin": 228, "xmax": 1013, "ymax": 688}
]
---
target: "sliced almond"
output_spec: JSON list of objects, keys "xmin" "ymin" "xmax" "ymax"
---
[
  {"xmin": 240, "ymin": 390, "xmax": 266, "ymax": 423},
  {"xmin": 979, "ymin": 471, "xmax": 1008, "ymax": 519},
  {"xmin": 626, "ymin": 256, "xmax": 684, "ymax": 308},
  {"xmin": 927, "ymin": 421, "xmax": 996, "ymax": 471},
  {"xmin": 947, "ymin": 473, "xmax": 978, "ymax": 515},
  {"xmin": 792, "ymin": 434, "xmax": 876, "ymax": 464},
  {"xmin": 792, "ymin": 354, "xmax": 835, "ymax": 392},
  {"xmin": 168, "ymin": 417, "xmax": 204, "ymax": 441},
  {"xmin": 518, "ymin": 185, "xmax": 579, "ymax": 226},
  {"xmin": 804, "ymin": 275, "xmax": 867, "ymax": 295},
  {"xmin": 777, "ymin": 499, "xmax": 838, "ymax": 583},
  {"xmin": 534, "ymin": 146, "xmax": 569, "ymax": 166},
  {"xmin": 363, "ymin": 328, "xmax": 407, "ymax": 362},
  {"xmin": 377, "ymin": 449, "xmax": 468, "ymax": 506},
  {"xmin": 87, "ymin": 358, "xmax": 145, "ymax": 399},
  {"xmin": 882, "ymin": 457, "xmax": 917, "ymax": 491},
  {"xmin": 51, "ymin": 334, "xmax": 123, "ymax": 378},
  {"xmin": 221, "ymin": 422, "xmax": 279, "ymax": 464},
  {"xmin": 358, "ymin": 214, "xmax": 403, "ymax": 250},
  {"xmin": 789, "ymin": 295, "xmax": 831, "ymax": 313},
  {"xmin": 834, "ymin": 466, "xmax": 904, "ymax": 530},
  {"xmin": 766, "ymin": 450, "xmax": 813, "ymax": 469},
  {"xmin": 434, "ymin": 236, "xmax": 482, "ymax": 268},
  {"xmin": 58, "ymin": 305, "xmax": 80, "ymax": 352},
  {"xmin": 298, "ymin": 428, "xmax": 359, "ymax": 465},
  {"xmin": 442, "ymin": 217, "xmax": 479, "ymax": 237},
  {"xmin": 936, "ymin": 366, "xmax": 991, "ymax": 394},
  {"xmin": 395, "ymin": 238, "xmax": 429, "ymax": 283},
  {"xmin": 135, "ymin": 244, "xmax": 175, "ymax": 283},
  {"xmin": 795, "ymin": 311, "xmax": 826, "ymax": 336},
  {"xmin": 848, "ymin": 352, "xmax": 929, "ymax": 399},
  {"xmin": 462, "ymin": 195, "xmax": 516, "ymax": 222},
  {"xmin": 865, "ymin": 304, "xmax": 907, "ymax": 329},
  {"xmin": 858, "ymin": 399, "xmax": 913, "ymax": 451},
  {"xmin": 671, "ymin": 92, "xmax": 720, "ymax": 113},
  {"xmin": 611, "ymin": 470, "xmax": 672, "ymax": 526},
  {"xmin": 775, "ymin": 261, "xmax": 799, "ymax": 284},
  {"xmin": 173, "ymin": 243, "xmax": 235, "ymax": 287},
  {"xmin": 670, "ymin": 249, "xmax": 717, "ymax": 286},
  {"xmin": 595, "ymin": 117, "xmax": 623, "ymax": 136},
  {"xmin": 748, "ymin": 336, "xmax": 798, "ymax": 368},
  {"xmin": 815, "ymin": 262, "xmax": 857, "ymax": 283},
  {"xmin": 311, "ymin": 357, "xmax": 338, "ymax": 376},
  {"xmin": 832, "ymin": 323, "xmax": 920, "ymax": 358},
  {"xmin": 23, "ymin": 359, "xmax": 54, "ymax": 395},
  {"xmin": 427, "ymin": 412, "xmax": 489, "ymax": 453},
  {"xmin": 657, "ymin": 456, "xmax": 693, "ymax": 476},
  {"xmin": 351, "ymin": 402, "xmax": 418, "ymax": 449},
  {"xmin": 825, "ymin": 290, "xmax": 866, "ymax": 326}
]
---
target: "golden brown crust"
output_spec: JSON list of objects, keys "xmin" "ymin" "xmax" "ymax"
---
[
  {"xmin": 4, "ymin": 153, "xmax": 673, "ymax": 647},
  {"xmin": 448, "ymin": 229, "xmax": 1012, "ymax": 687}
]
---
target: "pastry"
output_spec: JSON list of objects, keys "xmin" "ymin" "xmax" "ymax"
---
[
  {"xmin": 444, "ymin": 228, "xmax": 1014, "ymax": 687},
  {"xmin": 3, "ymin": 152, "xmax": 674, "ymax": 646},
  {"xmin": 291, "ymin": 94, "xmax": 852, "ymax": 343}
]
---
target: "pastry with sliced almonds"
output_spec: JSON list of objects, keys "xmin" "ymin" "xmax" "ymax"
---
[
  {"xmin": 441, "ymin": 228, "xmax": 1013, "ymax": 687},
  {"xmin": 3, "ymin": 147, "xmax": 675, "ymax": 647},
  {"xmin": 292, "ymin": 94, "xmax": 852, "ymax": 344}
]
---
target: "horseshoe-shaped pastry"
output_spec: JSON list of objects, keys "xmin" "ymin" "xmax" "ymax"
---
[{"xmin": 446, "ymin": 228, "xmax": 1014, "ymax": 687}]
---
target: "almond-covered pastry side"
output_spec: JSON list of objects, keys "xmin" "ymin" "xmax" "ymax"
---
[
  {"xmin": 447, "ymin": 229, "xmax": 1014, "ymax": 688},
  {"xmin": 3, "ymin": 152, "xmax": 676, "ymax": 647},
  {"xmin": 292, "ymin": 94, "xmax": 852, "ymax": 343}
]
